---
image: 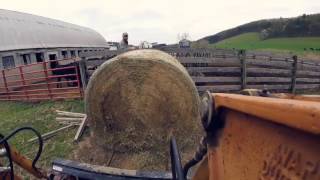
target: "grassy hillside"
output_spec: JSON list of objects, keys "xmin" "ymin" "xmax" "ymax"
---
[
  {"xmin": 201, "ymin": 13, "xmax": 320, "ymax": 44},
  {"xmin": 0, "ymin": 100, "xmax": 84, "ymax": 178},
  {"xmin": 211, "ymin": 32, "xmax": 320, "ymax": 54}
]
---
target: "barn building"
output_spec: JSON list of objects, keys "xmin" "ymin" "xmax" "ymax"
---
[{"xmin": 0, "ymin": 9, "xmax": 108, "ymax": 69}]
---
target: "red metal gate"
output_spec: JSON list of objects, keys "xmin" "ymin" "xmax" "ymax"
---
[{"xmin": 0, "ymin": 59, "xmax": 82, "ymax": 101}]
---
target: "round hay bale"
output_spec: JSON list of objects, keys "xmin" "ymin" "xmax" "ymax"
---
[{"xmin": 84, "ymin": 49, "xmax": 201, "ymax": 170}]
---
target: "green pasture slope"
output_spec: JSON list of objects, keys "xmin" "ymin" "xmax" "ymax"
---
[
  {"xmin": 211, "ymin": 32, "xmax": 320, "ymax": 54},
  {"xmin": 0, "ymin": 100, "xmax": 84, "ymax": 178}
]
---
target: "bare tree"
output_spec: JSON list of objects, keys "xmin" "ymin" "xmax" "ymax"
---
[{"xmin": 177, "ymin": 33, "xmax": 190, "ymax": 41}]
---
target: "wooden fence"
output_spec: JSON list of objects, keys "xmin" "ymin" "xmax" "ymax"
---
[{"xmin": 79, "ymin": 48, "xmax": 320, "ymax": 93}]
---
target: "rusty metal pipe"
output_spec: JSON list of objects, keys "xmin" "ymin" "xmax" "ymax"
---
[
  {"xmin": 9, "ymin": 146, "xmax": 47, "ymax": 179},
  {"xmin": 0, "ymin": 144, "xmax": 46, "ymax": 179}
]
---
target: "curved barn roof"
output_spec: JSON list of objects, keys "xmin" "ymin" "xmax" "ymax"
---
[{"xmin": 0, "ymin": 9, "xmax": 108, "ymax": 52}]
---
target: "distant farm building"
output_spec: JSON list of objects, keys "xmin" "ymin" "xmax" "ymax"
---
[
  {"xmin": 0, "ymin": 9, "xmax": 108, "ymax": 70},
  {"xmin": 139, "ymin": 41, "xmax": 152, "ymax": 49},
  {"xmin": 179, "ymin": 39, "xmax": 191, "ymax": 48}
]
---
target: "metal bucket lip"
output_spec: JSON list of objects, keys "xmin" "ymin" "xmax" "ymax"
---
[
  {"xmin": 53, "ymin": 158, "xmax": 173, "ymax": 179},
  {"xmin": 211, "ymin": 93, "xmax": 320, "ymax": 135}
]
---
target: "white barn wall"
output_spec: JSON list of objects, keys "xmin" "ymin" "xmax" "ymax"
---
[{"xmin": 0, "ymin": 9, "xmax": 108, "ymax": 70}]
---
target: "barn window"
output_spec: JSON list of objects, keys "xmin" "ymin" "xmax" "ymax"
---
[
  {"xmin": 22, "ymin": 54, "xmax": 31, "ymax": 65},
  {"xmin": 2, "ymin": 56, "xmax": 15, "ymax": 69},
  {"xmin": 61, "ymin": 51, "xmax": 68, "ymax": 59},
  {"xmin": 35, "ymin": 53, "xmax": 44, "ymax": 62},
  {"xmin": 70, "ymin": 50, "xmax": 76, "ymax": 58},
  {"xmin": 49, "ymin": 54, "xmax": 57, "ymax": 61}
]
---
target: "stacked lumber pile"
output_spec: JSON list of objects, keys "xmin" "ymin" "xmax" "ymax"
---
[
  {"xmin": 28, "ymin": 110, "xmax": 87, "ymax": 143},
  {"xmin": 56, "ymin": 110, "xmax": 86, "ymax": 125}
]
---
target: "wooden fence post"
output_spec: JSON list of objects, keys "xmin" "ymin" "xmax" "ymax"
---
[
  {"xmin": 291, "ymin": 55, "xmax": 298, "ymax": 94},
  {"xmin": 239, "ymin": 50, "xmax": 247, "ymax": 90},
  {"xmin": 79, "ymin": 57, "xmax": 88, "ymax": 92}
]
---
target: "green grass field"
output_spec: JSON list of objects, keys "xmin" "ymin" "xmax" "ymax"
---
[
  {"xmin": 0, "ymin": 100, "xmax": 84, "ymax": 178},
  {"xmin": 211, "ymin": 32, "xmax": 320, "ymax": 54}
]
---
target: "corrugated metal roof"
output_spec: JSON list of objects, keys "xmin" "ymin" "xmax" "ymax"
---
[{"xmin": 0, "ymin": 9, "xmax": 108, "ymax": 52}]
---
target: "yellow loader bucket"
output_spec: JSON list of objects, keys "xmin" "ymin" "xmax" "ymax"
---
[{"xmin": 193, "ymin": 92, "xmax": 320, "ymax": 180}]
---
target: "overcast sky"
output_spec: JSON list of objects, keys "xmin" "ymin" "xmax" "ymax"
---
[{"xmin": 1, "ymin": 0, "xmax": 319, "ymax": 45}]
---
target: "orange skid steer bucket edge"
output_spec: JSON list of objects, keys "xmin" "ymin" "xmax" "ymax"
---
[{"xmin": 192, "ymin": 92, "xmax": 320, "ymax": 180}]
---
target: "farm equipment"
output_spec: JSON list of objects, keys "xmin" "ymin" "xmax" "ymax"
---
[{"xmin": 0, "ymin": 50, "xmax": 319, "ymax": 179}]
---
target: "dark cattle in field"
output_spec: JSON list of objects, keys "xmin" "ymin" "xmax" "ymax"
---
[{"xmin": 50, "ymin": 61, "xmax": 81, "ymax": 88}]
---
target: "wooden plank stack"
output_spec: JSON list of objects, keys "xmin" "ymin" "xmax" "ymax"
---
[
  {"xmin": 28, "ymin": 110, "xmax": 87, "ymax": 143},
  {"xmin": 55, "ymin": 110, "xmax": 86, "ymax": 125},
  {"xmin": 55, "ymin": 110, "xmax": 87, "ymax": 141}
]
